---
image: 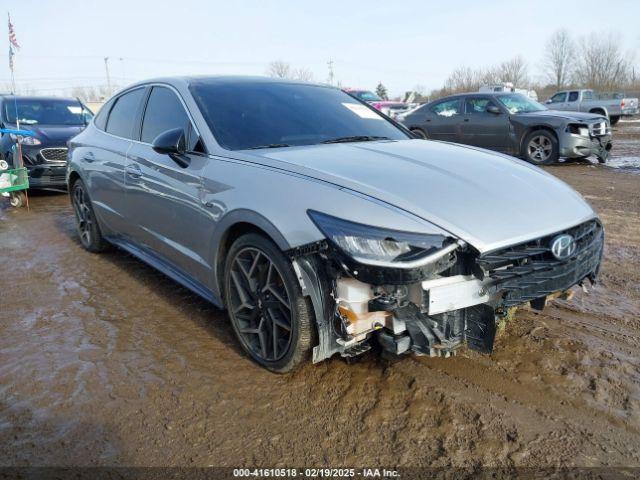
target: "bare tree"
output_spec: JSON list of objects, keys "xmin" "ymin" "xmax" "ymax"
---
[
  {"xmin": 266, "ymin": 60, "xmax": 292, "ymax": 79},
  {"xmin": 574, "ymin": 32, "xmax": 633, "ymax": 90},
  {"xmin": 2, "ymin": 83, "xmax": 37, "ymax": 95},
  {"xmin": 543, "ymin": 30, "xmax": 575, "ymax": 89},
  {"xmin": 498, "ymin": 56, "xmax": 529, "ymax": 86},
  {"xmin": 444, "ymin": 66, "xmax": 483, "ymax": 93},
  {"xmin": 294, "ymin": 67, "xmax": 314, "ymax": 82},
  {"xmin": 71, "ymin": 86, "xmax": 98, "ymax": 102}
]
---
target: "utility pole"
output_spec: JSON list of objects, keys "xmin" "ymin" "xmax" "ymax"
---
[
  {"xmin": 327, "ymin": 59, "xmax": 334, "ymax": 86},
  {"xmin": 104, "ymin": 57, "xmax": 112, "ymax": 95}
]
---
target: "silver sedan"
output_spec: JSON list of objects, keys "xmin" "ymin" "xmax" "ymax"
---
[{"xmin": 67, "ymin": 76, "xmax": 603, "ymax": 372}]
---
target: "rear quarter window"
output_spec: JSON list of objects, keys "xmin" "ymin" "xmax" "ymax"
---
[{"xmin": 93, "ymin": 99, "xmax": 114, "ymax": 131}]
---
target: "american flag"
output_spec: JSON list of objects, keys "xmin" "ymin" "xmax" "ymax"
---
[
  {"xmin": 8, "ymin": 13, "xmax": 19, "ymax": 50},
  {"xmin": 9, "ymin": 45, "xmax": 14, "ymax": 71}
]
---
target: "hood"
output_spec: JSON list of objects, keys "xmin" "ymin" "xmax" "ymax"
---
[
  {"xmin": 516, "ymin": 110, "xmax": 605, "ymax": 122},
  {"xmin": 20, "ymin": 125, "xmax": 85, "ymax": 144},
  {"xmin": 242, "ymin": 140, "xmax": 595, "ymax": 253}
]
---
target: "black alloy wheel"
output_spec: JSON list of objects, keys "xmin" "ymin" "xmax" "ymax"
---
[
  {"xmin": 71, "ymin": 180, "xmax": 108, "ymax": 252},
  {"xmin": 224, "ymin": 233, "xmax": 315, "ymax": 372}
]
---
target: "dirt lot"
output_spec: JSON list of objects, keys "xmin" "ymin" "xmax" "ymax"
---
[{"xmin": 0, "ymin": 123, "xmax": 639, "ymax": 469}]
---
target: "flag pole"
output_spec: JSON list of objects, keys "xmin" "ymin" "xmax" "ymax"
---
[{"xmin": 8, "ymin": 12, "xmax": 23, "ymax": 169}]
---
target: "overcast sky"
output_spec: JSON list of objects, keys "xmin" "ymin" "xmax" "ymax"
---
[{"xmin": 3, "ymin": 0, "xmax": 640, "ymax": 97}]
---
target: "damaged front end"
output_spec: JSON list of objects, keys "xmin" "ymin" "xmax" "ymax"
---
[{"xmin": 289, "ymin": 212, "xmax": 604, "ymax": 363}]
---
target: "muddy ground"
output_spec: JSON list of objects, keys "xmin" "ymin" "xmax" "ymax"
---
[{"xmin": 0, "ymin": 122, "xmax": 639, "ymax": 469}]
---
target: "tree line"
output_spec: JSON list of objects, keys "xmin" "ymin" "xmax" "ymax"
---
[
  {"xmin": 420, "ymin": 29, "xmax": 637, "ymax": 101},
  {"xmin": 265, "ymin": 29, "xmax": 637, "ymax": 103}
]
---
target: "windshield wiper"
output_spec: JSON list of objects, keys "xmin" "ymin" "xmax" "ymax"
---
[
  {"xmin": 245, "ymin": 143, "xmax": 291, "ymax": 150},
  {"xmin": 321, "ymin": 135, "xmax": 390, "ymax": 144}
]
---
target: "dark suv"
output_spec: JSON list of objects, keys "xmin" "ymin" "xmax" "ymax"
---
[{"xmin": 0, "ymin": 95, "xmax": 93, "ymax": 189}]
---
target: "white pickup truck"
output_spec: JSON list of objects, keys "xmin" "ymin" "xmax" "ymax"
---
[{"xmin": 545, "ymin": 89, "xmax": 639, "ymax": 125}]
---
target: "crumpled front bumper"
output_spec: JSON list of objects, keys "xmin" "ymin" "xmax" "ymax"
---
[{"xmin": 560, "ymin": 133, "xmax": 612, "ymax": 161}]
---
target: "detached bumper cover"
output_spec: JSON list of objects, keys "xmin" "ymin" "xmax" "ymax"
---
[{"xmin": 560, "ymin": 133, "xmax": 612, "ymax": 160}]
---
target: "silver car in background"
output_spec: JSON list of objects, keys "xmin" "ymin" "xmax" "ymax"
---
[{"xmin": 67, "ymin": 76, "xmax": 604, "ymax": 372}]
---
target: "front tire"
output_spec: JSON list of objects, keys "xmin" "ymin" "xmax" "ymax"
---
[
  {"xmin": 522, "ymin": 130, "xmax": 559, "ymax": 165},
  {"xmin": 224, "ymin": 233, "xmax": 315, "ymax": 373},
  {"xmin": 71, "ymin": 179, "xmax": 108, "ymax": 252},
  {"xmin": 610, "ymin": 116, "xmax": 620, "ymax": 126}
]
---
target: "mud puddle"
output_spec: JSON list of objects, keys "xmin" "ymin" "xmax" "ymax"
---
[{"xmin": 0, "ymin": 124, "xmax": 639, "ymax": 468}]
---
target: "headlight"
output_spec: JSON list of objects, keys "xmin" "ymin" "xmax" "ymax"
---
[
  {"xmin": 566, "ymin": 124, "xmax": 590, "ymax": 137},
  {"xmin": 9, "ymin": 134, "xmax": 41, "ymax": 145},
  {"xmin": 308, "ymin": 210, "xmax": 462, "ymax": 268}
]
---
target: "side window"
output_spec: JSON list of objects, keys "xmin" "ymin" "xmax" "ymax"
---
[
  {"xmin": 105, "ymin": 88, "xmax": 145, "ymax": 139},
  {"xmin": 464, "ymin": 98, "xmax": 494, "ymax": 115},
  {"xmin": 568, "ymin": 91, "xmax": 579, "ymax": 102},
  {"xmin": 431, "ymin": 99, "xmax": 460, "ymax": 117},
  {"xmin": 583, "ymin": 91, "xmax": 593, "ymax": 101},
  {"xmin": 141, "ymin": 87, "xmax": 201, "ymax": 151},
  {"xmin": 550, "ymin": 92, "xmax": 567, "ymax": 103}
]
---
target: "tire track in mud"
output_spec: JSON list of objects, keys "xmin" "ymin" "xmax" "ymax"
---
[{"xmin": 1, "ymin": 136, "xmax": 640, "ymax": 467}]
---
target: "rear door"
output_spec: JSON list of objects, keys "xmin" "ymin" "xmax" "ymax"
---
[
  {"xmin": 425, "ymin": 98, "xmax": 463, "ymax": 142},
  {"xmin": 564, "ymin": 91, "xmax": 581, "ymax": 112},
  {"xmin": 125, "ymin": 85, "xmax": 213, "ymax": 286},
  {"xmin": 82, "ymin": 87, "xmax": 146, "ymax": 236},
  {"xmin": 459, "ymin": 96, "xmax": 510, "ymax": 151}
]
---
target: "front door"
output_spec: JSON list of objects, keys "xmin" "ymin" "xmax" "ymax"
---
[
  {"xmin": 547, "ymin": 91, "xmax": 568, "ymax": 110},
  {"xmin": 124, "ymin": 86, "xmax": 213, "ymax": 287},
  {"xmin": 459, "ymin": 97, "xmax": 510, "ymax": 151}
]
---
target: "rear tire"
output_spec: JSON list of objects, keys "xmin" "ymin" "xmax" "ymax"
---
[
  {"xmin": 71, "ymin": 179, "xmax": 109, "ymax": 252},
  {"xmin": 522, "ymin": 130, "xmax": 559, "ymax": 165},
  {"xmin": 411, "ymin": 128, "xmax": 428, "ymax": 139},
  {"xmin": 224, "ymin": 233, "xmax": 315, "ymax": 373}
]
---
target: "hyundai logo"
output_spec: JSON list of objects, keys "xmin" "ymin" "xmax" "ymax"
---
[{"xmin": 550, "ymin": 234, "xmax": 576, "ymax": 260}]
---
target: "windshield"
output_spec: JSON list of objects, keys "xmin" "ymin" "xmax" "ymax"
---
[
  {"xmin": 496, "ymin": 94, "xmax": 547, "ymax": 114},
  {"xmin": 351, "ymin": 90, "xmax": 382, "ymax": 102},
  {"xmin": 4, "ymin": 98, "xmax": 93, "ymax": 126},
  {"xmin": 190, "ymin": 82, "xmax": 408, "ymax": 150}
]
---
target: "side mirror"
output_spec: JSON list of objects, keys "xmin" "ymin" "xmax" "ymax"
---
[
  {"xmin": 152, "ymin": 127, "xmax": 190, "ymax": 167},
  {"xmin": 486, "ymin": 105, "xmax": 501, "ymax": 115},
  {"xmin": 545, "ymin": 99, "xmax": 553, "ymax": 104},
  {"xmin": 152, "ymin": 127, "xmax": 186, "ymax": 155}
]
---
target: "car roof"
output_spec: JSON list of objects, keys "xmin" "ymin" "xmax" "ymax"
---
[
  {"xmin": 125, "ymin": 75, "xmax": 334, "ymax": 91},
  {"xmin": 429, "ymin": 91, "xmax": 528, "ymax": 103}
]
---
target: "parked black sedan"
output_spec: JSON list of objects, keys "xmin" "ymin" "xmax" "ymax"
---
[
  {"xmin": 397, "ymin": 92, "xmax": 612, "ymax": 165},
  {"xmin": 0, "ymin": 95, "xmax": 93, "ymax": 189}
]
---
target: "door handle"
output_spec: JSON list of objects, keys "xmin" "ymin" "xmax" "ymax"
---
[
  {"xmin": 83, "ymin": 151, "xmax": 95, "ymax": 163},
  {"xmin": 125, "ymin": 164, "xmax": 142, "ymax": 178}
]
